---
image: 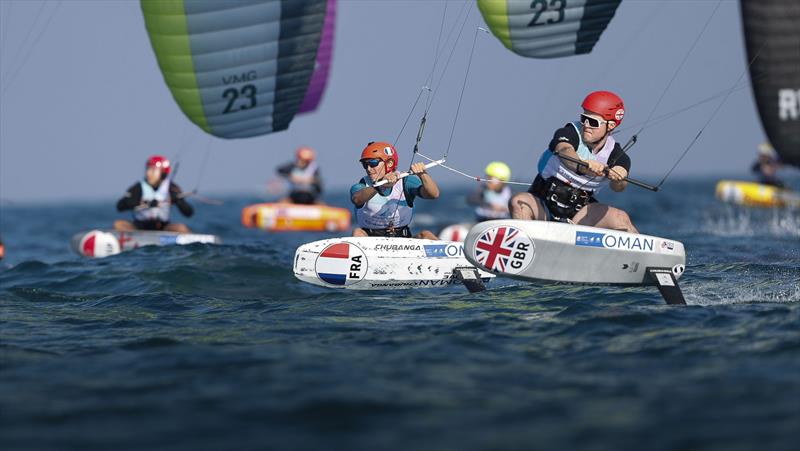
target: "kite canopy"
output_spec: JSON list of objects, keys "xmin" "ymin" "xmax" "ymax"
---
[
  {"xmin": 141, "ymin": 0, "xmax": 330, "ymax": 139},
  {"xmin": 477, "ymin": 0, "xmax": 622, "ymax": 59},
  {"xmin": 298, "ymin": 0, "xmax": 335, "ymax": 114},
  {"xmin": 740, "ymin": 0, "xmax": 800, "ymax": 167}
]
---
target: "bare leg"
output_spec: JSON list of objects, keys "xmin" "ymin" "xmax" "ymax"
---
[
  {"xmin": 572, "ymin": 203, "xmax": 639, "ymax": 233},
  {"xmin": 114, "ymin": 220, "xmax": 135, "ymax": 231},
  {"xmin": 509, "ymin": 192, "xmax": 548, "ymax": 220},
  {"xmin": 165, "ymin": 223, "xmax": 192, "ymax": 233},
  {"xmin": 415, "ymin": 230, "xmax": 438, "ymax": 240},
  {"xmin": 353, "ymin": 227, "xmax": 368, "ymax": 237}
]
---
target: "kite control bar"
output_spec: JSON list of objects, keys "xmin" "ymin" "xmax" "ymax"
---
[
  {"xmin": 555, "ymin": 152, "xmax": 659, "ymax": 192},
  {"xmin": 373, "ymin": 159, "xmax": 445, "ymax": 187}
]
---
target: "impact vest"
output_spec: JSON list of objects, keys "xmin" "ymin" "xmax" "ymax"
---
[
  {"xmin": 133, "ymin": 180, "xmax": 171, "ymax": 222},
  {"xmin": 475, "ymin": 185, "xmax": 511, "ymax": 220},
  {"xmin": 537, "ymin": 122, "xmax": 616, "ymax": 192},
  {"xmin": 355, "ymin": 177, "xmax": 414, "ymax": 229},
  {"xmin": 290, "ymin": 162, "xmax": 318, "ymax": 193}
]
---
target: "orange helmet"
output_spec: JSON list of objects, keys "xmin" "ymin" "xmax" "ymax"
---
[
  {"xmin": 360, "ymin": 141, "xmax": 398, "ymax": 171},
  {"xmin": 296, "ymin": 146, "xmax": 315, "ymax": 161},
  {"xmin": 582, "ymin": 91, "xmax": 625, "ymax": 125}
]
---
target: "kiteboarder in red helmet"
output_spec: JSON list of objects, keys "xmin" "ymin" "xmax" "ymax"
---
[
  {"xmin": 114, "ymin": 155, "xmax": 194, "ymax": 233},
  {"xmin": 350, "ymin": 141, "xmax": 440, "ymax": 239},
  {"xmin": 276, "ymin": 146, "xmax": 324, "ymax": 204},
  {"xmin": 510, "ymin": 91, "xmax": 639, "ymax": 233}
]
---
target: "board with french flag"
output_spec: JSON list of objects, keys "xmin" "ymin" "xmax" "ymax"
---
[
  {"xmin": 314, "ymin": 242, "xmax": 368, "ymax": 286},
  {"xmin": 293, "ymin": 237, "xmax": 494, "ymax": 290}
]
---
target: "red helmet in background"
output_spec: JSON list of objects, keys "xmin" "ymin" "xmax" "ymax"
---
[
  {"xmin": 146, "ymin": 155, "xmax": 171, "ymax": 175},
  {"xmin": 582, "ymin": 91, "xmax": 625, "ymax": 125},
  {"xmin": 360, "ymin": 141, "xmax": 398, "ymax": 171},
  {"xmin": 296, "ymin": 146, "xmax": 316, "ymax": 161}
]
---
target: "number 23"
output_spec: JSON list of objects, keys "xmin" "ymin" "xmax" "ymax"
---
[{"xmin": 528, "ymin": 0, "xmax": 565, "ymax": 27}]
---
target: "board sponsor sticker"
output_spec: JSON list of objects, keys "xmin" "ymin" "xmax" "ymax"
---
[
  {"xmin": 159, "ymin": 235, "xmax": 179, "ymax": 245},
  {"xmin": 473, "ymin": 226, "xmax": 534, "ymax": 274},
  {"xmin": 423, "ymin": 243, "xmax": 463, "ymax": 258},
  {"xmin": 575, "ymin": 231, "xmax": 604, "ymax": 247},
  {"xmin": 175, "ymin": 234, "xmax": 218, "ymax": 245},
  {"xmin": 315, "ymin": 242, "xmax": 367, "ymax": 286},
  {"xmin": 374, "ymin": 243, "xmax": 421, "ymax": 252},
  {"xmin": 575, "ymin": 231, "xmax": 654, "ymax": 252},
  {"xmin": 654, "ymin": 273, "xmax": 675, "ymax": 287},
  {"xmin": 659, "ymin": 239, "xmax": 676, "ymax": 254}
]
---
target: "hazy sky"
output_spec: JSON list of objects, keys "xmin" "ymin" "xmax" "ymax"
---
[{"xmin": 0, "ymin": 0, "xmax": 773, "ymax": 203}]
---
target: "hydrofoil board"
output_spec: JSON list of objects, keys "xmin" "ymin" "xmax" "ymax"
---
[{"xmin": 294, "ymin": 237, "xmax": 494, "ymax": 291}]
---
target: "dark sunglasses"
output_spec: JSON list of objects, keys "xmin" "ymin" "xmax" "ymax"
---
[
  {"xmin": 580, "ymin": 113, "xmax": 608, "ymax": 128},
  {"xmin": 361, "ymin": 159, "xmax": 382, "ymax": 169}
]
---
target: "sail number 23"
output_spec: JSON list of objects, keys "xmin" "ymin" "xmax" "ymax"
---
[
  {"xmin": 222, "ymin": 84, "xmax": 257, "ymax": 114},
  {"xmin": 528, "ymin": 0, "xmax": 566, "ymax": 27}
]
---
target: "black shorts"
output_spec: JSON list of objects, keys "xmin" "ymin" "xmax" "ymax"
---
[
  {"xmin": 133, "ymin": 219, "xmax": 168, "ymax": 231},
  {"xmin": 362, "ymin": 226, "xmax": 412, "ymax": 238},
  {"xmin": 289, "ymin": 191, "xmax": 317, "ymax": 205}
]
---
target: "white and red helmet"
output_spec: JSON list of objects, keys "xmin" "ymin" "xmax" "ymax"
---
[
  {"xmin": 582, "ymin": 91, "xmax": 625, "ymax": 125},
  {"xmin": 146, "ymin": 155, "xmax": 171, "ymax": 175}
]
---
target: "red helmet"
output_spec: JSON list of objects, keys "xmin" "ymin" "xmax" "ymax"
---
[
  {"xmin": 360, "ymin": 141, "xmax": 398, "ymax": 171},
  {"xmin": 582, "ymin": 91, "xmax": 625, "ymax": 125},
  {"xmin": 146, "ymin": 155, "xmax": 171, "ymax": 175},
  {"xmin": 296, "ymin": 146, "xmax": 315, "ymax": 161}
]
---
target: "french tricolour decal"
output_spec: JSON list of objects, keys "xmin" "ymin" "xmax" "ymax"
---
[
  {"xmin": 314, "ymin": 242, "xmax": 367, "ymax": 286},
  {"xmin": 473, "ymin": 226, "xmax": 534, "ymax": 274}
]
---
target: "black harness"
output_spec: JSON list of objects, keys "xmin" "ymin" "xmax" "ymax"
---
[
  {"xmin": 362, "ymin": 225, "xmax": 412, "ymax": 238},
  {"xmin": 530, "ymin": 175, "xmax": 596, "ymax": 222}
]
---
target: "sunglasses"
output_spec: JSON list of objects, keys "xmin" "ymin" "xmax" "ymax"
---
[
  {"xmin": 580, "ymin": 114, "xmax": 608, "ymax": 128},
  {"xmin": 361, "ymin": 159, "xmax": 383, "ymax": 169}
]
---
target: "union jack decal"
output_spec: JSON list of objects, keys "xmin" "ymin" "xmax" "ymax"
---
[{"xmin": 474, "ymin": 226, "xmax": 532, "ymax": 273}]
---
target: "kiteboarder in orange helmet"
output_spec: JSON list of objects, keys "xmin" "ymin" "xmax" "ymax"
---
[
  {"xmin": 510, "ymin": 91, "xmax": 639, "ymax": 233},
  {"xmin": 114, "ymin": 155, "xmax": 194, "ymax": 233},
  {"xmin": 350, "ymin": 141, "xmax": 440, "ymax": 239},
  {"xmin": 276, "ymin": 146, "xmax": 324, "ymax": 204}
]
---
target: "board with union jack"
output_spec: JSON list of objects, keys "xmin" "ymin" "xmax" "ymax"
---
[{"xmin": 473, "ymin": 226, "xmax": 534, "ymax": 274}]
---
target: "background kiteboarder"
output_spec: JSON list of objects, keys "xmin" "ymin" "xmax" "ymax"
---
[{"xmin": 114, "ymin": 155, "xmax": 194, "ymax": 233}]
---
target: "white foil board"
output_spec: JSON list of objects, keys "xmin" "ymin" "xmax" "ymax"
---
[
  {"xmin": 294, "ymin": 237, "xmax": 495, "ymax": 290},
  {"xmin": 464, "ymin": 220, "xmax": 686, "ymax": 285},
  {"xmin": 72, "ymin": 229, "xmax": 221, "ymax": 258}
]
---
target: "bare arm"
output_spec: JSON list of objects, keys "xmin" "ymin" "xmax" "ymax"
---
[
  {"xmin": 411, "ymin": 162, "xmax": 439, "ymax": 199},
  {"xmin": 553, "ymin": 142, "xmax": 579, "ymax": 172},
  {"xmin": 554, "ymin": 142, "xmax": 607, "ymax": 177},
  {"xmin": 608, "ymin": 166, "xmax": 629, "ymax": 192},
  {"xmin": 351, "ymin": 186, "xmax": 378, "ymax": 208},
  {"xmin": 351, "ymin": 172, "xmax": 399, "ymax": 207}
]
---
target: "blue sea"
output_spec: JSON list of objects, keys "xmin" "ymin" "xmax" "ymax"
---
[{"xmin": 1, "ymin": 179, "xmax": 798, "ymax": 451}]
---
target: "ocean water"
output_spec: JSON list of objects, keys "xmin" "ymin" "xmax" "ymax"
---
[{"xmin": 1, "ymin": 179, "xmax": 798, "ymax": 451}]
